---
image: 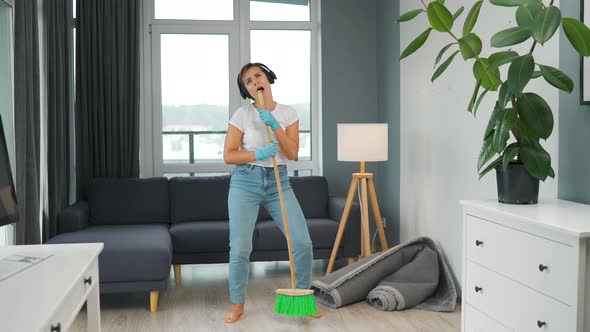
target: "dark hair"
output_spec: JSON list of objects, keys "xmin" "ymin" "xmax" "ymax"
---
[{"xmin": 237, "ymin": 63, "xmax": 277, "ymax": 100}]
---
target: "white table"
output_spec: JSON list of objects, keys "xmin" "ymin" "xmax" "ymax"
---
[{"xmin": 0, "ymin": 243, "xmax": 103, "ymax": 332}]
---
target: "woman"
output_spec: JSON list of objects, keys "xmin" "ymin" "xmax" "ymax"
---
[{"xmin": 222, "ymin": 63, "xmax": 320, "ymax": 323}]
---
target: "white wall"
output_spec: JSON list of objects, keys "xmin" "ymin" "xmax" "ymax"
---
[{"xmin": 399, "ymin": 0, "xmax": 560, "ymax": 288}]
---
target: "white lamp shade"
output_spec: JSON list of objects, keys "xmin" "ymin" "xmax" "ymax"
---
[{"xmin": 337, "ymin": 123, "xmax": 388, "ymax": 161}]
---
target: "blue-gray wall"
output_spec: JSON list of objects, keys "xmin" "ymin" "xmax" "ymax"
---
[
  {"xmin": 321, "ymin": 0, "xmax": 400, "ymax": 244},
  {"xmin": 559, "ymin": 1, "xmax": 590, "ymax": 204},
  {"xmin": 321, "ymin": 0, "xmax": 379, "ymax": 195},
  {"xmin": 376, "ymin": 0, "xmax": 400, "ymax": 245}
]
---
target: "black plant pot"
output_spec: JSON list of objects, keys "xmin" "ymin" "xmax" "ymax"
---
[{"xmin": 495, "ymin": 162, "xmax": 539, "ymax": 204}]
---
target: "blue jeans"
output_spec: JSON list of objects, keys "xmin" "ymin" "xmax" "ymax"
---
[{"xmin": 228, "ymin": 164, "xmax": 313, "ymax": 304}]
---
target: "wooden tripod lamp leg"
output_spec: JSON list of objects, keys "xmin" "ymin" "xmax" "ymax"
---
[
  {"xmin": 360, "ymin": 178, "xmax": 371, "ymax": 256},
  {"xmin": 367, "ymin": 177, "xmax": 388, "ymax": 250},
  {"xmin": 326, "ymin": 177, "xmax": 359, "ymax": 275}
]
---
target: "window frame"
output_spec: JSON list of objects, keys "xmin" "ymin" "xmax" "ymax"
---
[
  {"xmin": 140, "ymin": 0, "xmax": 321, "ymax": 177},
  {"xmin": 0, "ymin": 0, "xmax": 15, "ymax": 246}
]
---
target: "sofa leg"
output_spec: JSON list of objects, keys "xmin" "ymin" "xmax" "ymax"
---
[
  {"xmin": 347, "ymin": 257, "xmax": 356, "ymax": 265},
  {"xmin": 150, "ymin": 291, "xmax": 159, "ymax": 313},
  {"xmin": 173, "ymin": 264, "xmax": 181, "ymax": 287}
]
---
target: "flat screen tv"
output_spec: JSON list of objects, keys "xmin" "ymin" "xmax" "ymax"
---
[{"xmin": 0, "ymin": 113, "xmax": 18, "ymax": 227}]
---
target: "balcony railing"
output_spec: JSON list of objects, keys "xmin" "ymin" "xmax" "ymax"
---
[{"xmin": 162, "ymin": 130, "xmax": 311, "ymax": 176}]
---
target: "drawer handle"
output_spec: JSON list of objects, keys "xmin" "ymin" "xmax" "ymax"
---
[
  {"xmin": 50, "ymin": 323, "xmax": 61, "ymax": 332},
  {"xmin": 84, "ymin": 276, "xmax": 92, "ymax": 286},
  {"xmin": 474, "ymin": 286, "xmax": 482, "ymax": 293},
  {"xmin": 475, "ymin": 240, "xmax": 483, "ymax": 246},
  {"xmin": 538, "ymin": 264, "xmax": 548, "ymax": 272},
  {"xmin": 537, "ymin": 320, "xmax": 546, "ymax": 328}
]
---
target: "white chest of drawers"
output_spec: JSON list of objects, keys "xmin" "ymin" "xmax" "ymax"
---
[
  {"xmin": 461, "ymin": 199, "xmax": 590, "ymax": 332},
  {"xmin": 0, "ymin": 243, "xmax": 103, "ymax": 332}
]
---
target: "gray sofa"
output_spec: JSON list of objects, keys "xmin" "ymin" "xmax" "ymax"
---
[{"xmin": 47, "ymin": 175, "xmax": 360, "ymax": 312}]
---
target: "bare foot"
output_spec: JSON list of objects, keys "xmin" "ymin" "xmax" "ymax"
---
[
  {"xmin": 224, "ymin": 303, "xmax": 245, "ymax": 324},
  {"xmin": 311, "ymin": 309, "xmax": 324, "ymax": 318}
]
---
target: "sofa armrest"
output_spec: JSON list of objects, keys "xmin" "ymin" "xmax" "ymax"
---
[
  {"xmin": 57, "ymin": 201, "xmax": 89, "ymax": 234},
  {"xmin": 328, "ymin": 195, "xmax": 361, "ymax": 257}
]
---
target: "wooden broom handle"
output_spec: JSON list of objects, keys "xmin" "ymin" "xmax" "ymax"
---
[{"xmin": 259, "ymin": 92, "xmax": 296, "ymax": 290}]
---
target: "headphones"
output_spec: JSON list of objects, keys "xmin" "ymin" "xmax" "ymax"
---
[{"xmin": 237, "ymin": 63, "xmax": 277, "ymax": 100}]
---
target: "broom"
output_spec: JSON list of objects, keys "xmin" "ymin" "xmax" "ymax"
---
[{"xmin": 257, "ymin": 91, "xmax": 318, "ymax": 316}]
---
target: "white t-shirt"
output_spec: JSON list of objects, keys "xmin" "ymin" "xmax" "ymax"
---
[{"xmin": 229, "ymin": 103, "xmax": 299, "ymax": 167}]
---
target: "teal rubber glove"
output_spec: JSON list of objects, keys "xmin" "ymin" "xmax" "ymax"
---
[
  {"xmin": 254, "ymin": 140, "xmax": 278, "ymax": 161},
  {"xmin": 257, "ymin": 108, "xmax": 280, "ymax": 131}
]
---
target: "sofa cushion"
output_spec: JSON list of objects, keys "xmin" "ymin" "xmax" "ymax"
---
[
  {"xmin": 253, "ymin": 218, "xmax": 339, "ymax": 251},
  {"xmin": 88, "ymin": 177, "xmax": 169, "ymax": 225},
  {"xmin": 46, "ymin": 224, "xmax": 172, "ymax": 283},
  {"xmin": 169, "ymin": 176, "xmax": 230, "ymax": 223},
  {"xmin": 170, "ymin": 221, "xmax": 234, "ymax": 253},
  {"xmin": 290, "ymin": 176, "xmax": 329, "ymax": 218}
]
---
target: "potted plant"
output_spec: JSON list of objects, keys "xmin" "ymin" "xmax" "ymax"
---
[{"xmin": 398, "ymin": 0, "xmax": 590, "ymax": 204}]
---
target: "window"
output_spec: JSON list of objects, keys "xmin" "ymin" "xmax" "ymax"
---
[
  {"xmin": 155, "ymin": 0, "xmax": 233, "ymax": 20},
  {"xmin": 142, "ymin": 0, "xmax": 321, "ymax": 176},
  {"xmin": 160, "ymin": 34, "xmax": 229, "ymax": 165}
]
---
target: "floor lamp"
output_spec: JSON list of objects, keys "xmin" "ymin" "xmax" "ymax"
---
[{"xmin": 326, "ymin": 123, "xmax": 389, "ymax": 275}]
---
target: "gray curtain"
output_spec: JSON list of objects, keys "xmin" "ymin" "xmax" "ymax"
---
[
  {"xmin": 44, "ymin": 0, "xmax": 71, "ymax": 241},
  {"xmin": 76, "ymin": 0, "xmax": 140, "ymax": 198},
  {"xmin": 14, "ymin": 0, "xmax": 41, "ymax": 245}
]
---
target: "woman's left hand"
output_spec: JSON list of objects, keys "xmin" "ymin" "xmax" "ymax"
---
[{"xmin": 257, "ymin": 108, "xmax": 280, "ymax": 130}]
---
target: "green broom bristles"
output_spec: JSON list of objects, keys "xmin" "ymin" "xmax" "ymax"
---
[{"xmin": 274, "ymin": 293, "xmax": 318, "ymax": 316}]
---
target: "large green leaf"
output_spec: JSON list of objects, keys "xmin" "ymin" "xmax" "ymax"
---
[
  {"xmin": 479, "ymin": 156, "xmax": 502, "ymax": 179},
  {"xmin": 400, "ymin": 28, "xmax": 433, "ymax": 60},
  {"xmin": 562, "ymin": 18, "xmax": 590, "ymax": 56},
  {"xmin": 532, "ymin": 71, "xmax": 542, "ymax": 78},
  {"xmin": 397, "ymin": 9, "xmax": 424, "ymax": 22},
  {"xmin": 458, "ymin": 33, "xmax": 483, "ymax": 59},
  {"xmin": 463, "ymin": 1, "xmax": 483, "ymax": 36},
  {"xmin": 468, "ymin": 79, "xmax": 482, "ymax": 114},
  {"xmin": 516, "ymin": 3, "xmax": 543, "ymax": 27},
  {"xmin": 539, "ymin": 64, "xmax": 574, "ymax": 93},
  {"xmin": 473, "ymin": 89, "xmax": 489, "ymax": 117},
  {"xmin": 498, "ymin": 82, "xmax": 512, "ymax": 108},
  {"xmin": 432, "ymin": 51, "xmax": 461, "ymax": 82},
  {"xmin": 484, "ymin": 104, "xmax": 503, "ymax": 139},
  {"xmin": 434, "ymin": 43, "xmax": 457, "ymax": 67},
  {"xmin": 502, "ymin": 143, "xmax": 520, "ymax": 170},
  {"xmin": 493, "ymin": 109, "xmax": 517, "ymax": 153},
  {"xmin": 473, "ymin": 59, "xmax": 502, "ymax": 91},
  {"xmin": 507, "ymin": 54, "xmax": 534, "ymax": 95},
  {"xmin": 427, "ymin": 2, "xmax": 454, "ymax": 32},
  {"xmin": 486, "ymin": 51, "xmax": 520, "ymax": 72},
  {"xmin": 531, "ymin": 6, "xmax": 561, "ymax": 45},
  {"xmin": 516, "ymin": 92, "xmax": 554, "ymax": 139},
  {"xmin": 491, "ymin": 26, "xmax": 532, "ymax": 47},
  {"xmin": 520, "ymin": 138, "xmax": 551, "ymax": 181},
  {"xmin": 490, "ymin": 0, "xmax": 540, "ymax": 7},
  {"xmin": 517, "ymin": 118, "xmax": 540, "ymax": 140},
  {"xmin": 453, "ymin": 6, "xmax": 465, "ymax": 21},
  {"xmin": 478, "ymin": 134, "xmax": 497, "ymax": 171}
]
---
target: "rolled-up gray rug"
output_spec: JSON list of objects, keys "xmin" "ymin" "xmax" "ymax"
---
[
  {"xmin": 366, "ymin": 246, "xmax": 439, "ymax": 311},
  {"xmin": 311, "ymin": 236, "xmax": 457, "ymax": 312}
]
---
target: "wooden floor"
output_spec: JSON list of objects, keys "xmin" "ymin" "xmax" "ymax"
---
[{"xmin": 71, "ymin": 260, "xmax": 461, "ymax": 332}]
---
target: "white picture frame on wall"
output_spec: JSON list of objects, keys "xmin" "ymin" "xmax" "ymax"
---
[{"xmin": 582, "ymin": 0, "xmax": 590, "ymax": 104}]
